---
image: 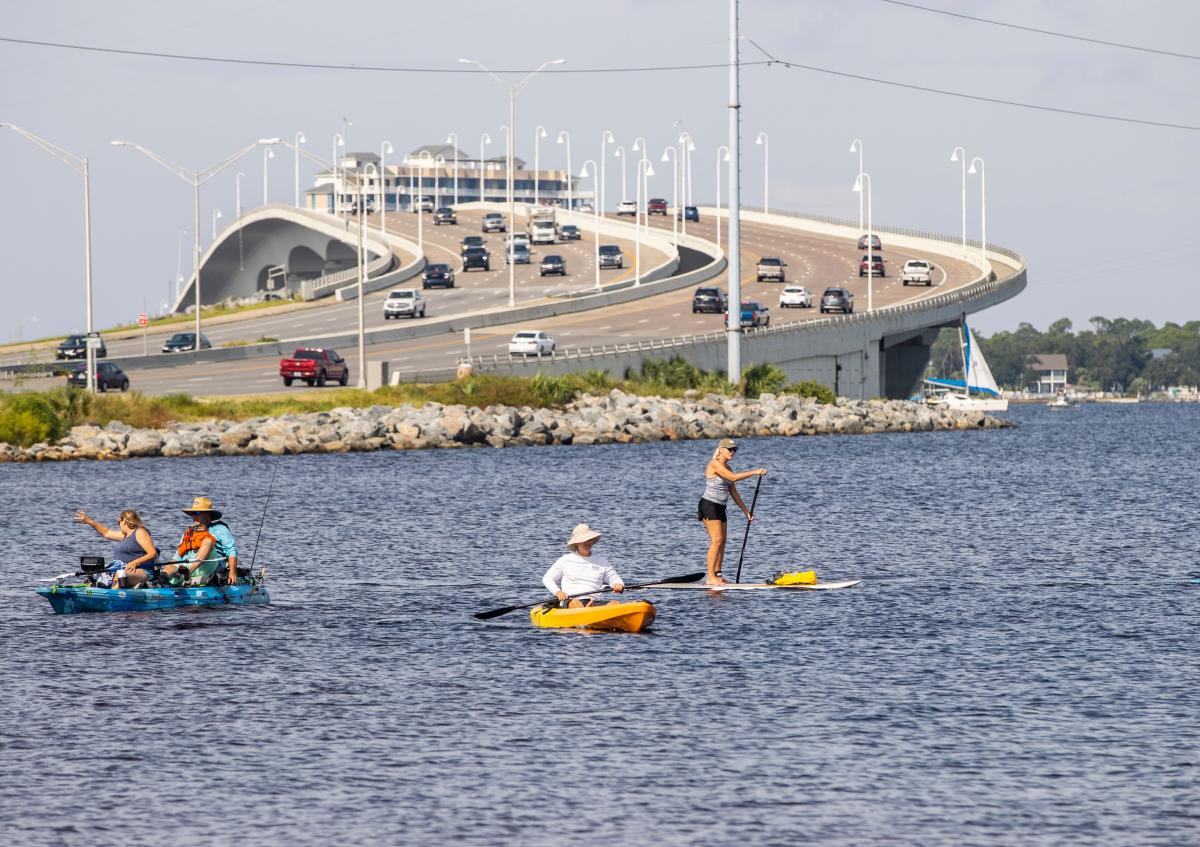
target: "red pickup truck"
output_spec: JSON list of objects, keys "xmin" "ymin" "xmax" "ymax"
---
[
  {"xmin": 648, "ymin": 198, "xmax": 668, "ymax": 216},
  {"xmin": 279, "ymin": 348, "xmax": 350, "ymax": 387}
]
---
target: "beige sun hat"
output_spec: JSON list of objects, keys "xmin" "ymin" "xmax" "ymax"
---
[
  {"xmin": 182, "ymin": 496, "xmax": 222, "ymax": 520},
  {"xmin": 566, "ymin": 523, "xmax": 601, "ymax": 550}
]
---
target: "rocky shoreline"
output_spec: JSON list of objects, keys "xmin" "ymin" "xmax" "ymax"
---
[{"xmin": 0, "ymin": 391, "xmax": 1012, "ymax": 463}]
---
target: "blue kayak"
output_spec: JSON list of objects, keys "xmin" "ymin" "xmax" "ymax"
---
[{"xmin": 37, "ymin": 583, "xmax": 270, "ymax": 614}]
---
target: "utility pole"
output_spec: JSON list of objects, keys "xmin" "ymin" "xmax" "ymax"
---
[{"xmin": 727, "ymin": 0, "xmax": 742, "ymax": 385}]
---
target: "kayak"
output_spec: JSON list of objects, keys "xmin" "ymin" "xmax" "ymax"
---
[
  {"xmin": 642, "ymin": 579, "xmax": 862, "ymax": 591},
  {"xmin": 37, "ymin": 583, "xmax": 270, "ymax": 614},
  {"xmin": 530, "ymin": 600, "xmax": 656, "ymax": 633}
]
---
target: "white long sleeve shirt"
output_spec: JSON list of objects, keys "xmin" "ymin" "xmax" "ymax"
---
[{"xmin": 543, "ymin": 551, "xmax": 625, "ymax": 596}]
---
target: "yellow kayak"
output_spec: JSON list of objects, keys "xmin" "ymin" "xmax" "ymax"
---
[{"xmin": 530, "ymin": 600, "xmax": 657, "ymax": 633}]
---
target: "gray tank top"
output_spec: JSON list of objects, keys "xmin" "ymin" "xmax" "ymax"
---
[
  {"xmin": 113, "ymin": 530, "xmax": 157, "ymax": 564},
  {"xmin": 702, "ymin": 472, "xmax": 730, "ymax": 504}
]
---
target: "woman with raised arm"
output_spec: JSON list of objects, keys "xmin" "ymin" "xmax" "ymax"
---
[
  {"xmin": 698, "ymin": 439, "xmax": 766, "ymax": 585},
  {"xmin": 73, "ymin": 509, "xmax": 160, "ymax": 589}
]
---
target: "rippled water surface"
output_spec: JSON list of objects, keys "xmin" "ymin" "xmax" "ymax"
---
[{"xmin": 2, "ymin": 403, "xmax": 1196, "ymax": 846}]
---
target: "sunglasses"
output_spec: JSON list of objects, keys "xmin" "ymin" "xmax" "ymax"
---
[{"xmin": 726, "ymin": 447, "xmax": 737, "ymax": 453}]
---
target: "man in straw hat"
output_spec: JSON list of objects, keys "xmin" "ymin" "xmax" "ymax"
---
[
  {"xmin": 542, "ymin": 524, "xmax": 625, "ymax": 607},
  {"xmin": 160, "ymin": 496, "xmax": 240, "ymax": 587}
]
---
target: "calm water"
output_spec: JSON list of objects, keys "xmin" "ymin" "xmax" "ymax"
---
[{"xmin": 1, "ymin": 403, "xmax": 1196, "ymax": 846}]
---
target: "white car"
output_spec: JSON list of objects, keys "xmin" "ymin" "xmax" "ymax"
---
[
  {"xmin": 508, "ymin": 330, "xmax": 555, "ymax": 356},
  {"xmin": 779, "ymin": 285, "xmax": 812, "ymax": 308},
  {"xmin": 901, "ymin": 259, "xmax": 934, "ymax": 286},
  {"xmin": 505, "ymin": 233, "xmax": 531, "ymax": 250},
  {"xmin": 414, "ymin": 196, "xmax": 434, "ymax": 213},
  {"xmin": 382, "ymin": 288, "xmax": 427, "ymax": 319},
  {"xmin": 616, "ymin": 200, "xmax": 638, "ymax": 216}
]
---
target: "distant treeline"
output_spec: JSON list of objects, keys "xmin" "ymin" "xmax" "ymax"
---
[{"xmin": 930, "ymin": 318, "xmax": 1200, "ymax": 392}]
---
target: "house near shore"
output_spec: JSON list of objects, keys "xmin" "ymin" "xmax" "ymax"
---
[{"xmin": 1029, "ymin": 354, "xmax": 1068, "ymax": 395}]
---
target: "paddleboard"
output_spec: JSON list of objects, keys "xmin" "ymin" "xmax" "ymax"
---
[{"xmin": 642, "ymin": 579, "xmax": 862, "ymax": 591}]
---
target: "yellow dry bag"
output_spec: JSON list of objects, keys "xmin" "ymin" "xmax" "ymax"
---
[{"xmin": 771, "ymin": 569, "xmax": 817, "ymax": 586}]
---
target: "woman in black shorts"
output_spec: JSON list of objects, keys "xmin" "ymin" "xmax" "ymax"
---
[{"xmin": 699, "ymin": 438, "xmax": 767, "ymax": 585}]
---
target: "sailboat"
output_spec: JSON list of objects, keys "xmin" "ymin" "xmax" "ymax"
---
[{"xmin": 924, "ymin": 317, "xmax": 1010, "ymax": 412}]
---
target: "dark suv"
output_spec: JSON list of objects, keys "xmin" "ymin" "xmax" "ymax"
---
[
  {"xmin": 161, "ymin": 332, "xmax": 213, "ymax": 353},
  {"xmin": 820, "ymin": 287, "xmax": 855, "ymax": 314},
  {"xmin": 677, "ymin": 206, "xmax": 699, "ymax": 222},
  {"xmin": 462, "ymin": 247, "xmax": 490, "ymax": 272},
  {"xmin": 57, "ymin": 334, "xmax": 106, "ymax": 360},
  {"xmin": 691, "ymin": 287, "xmax": 727, "ymax": 314},
  {"xmin": 69, "ymin": 361, "xmax": 128, "ymax": 392},
  {"xmin": 598, "ymin": 245, "xmax": 624, "ymax": 269},
  {"xmin": 433, "ymin": 207, "xmax": 457, "ymax": 225},
  {"xmin": 422, "ymin": 264, "xmax": 456, "ymax": 288}
]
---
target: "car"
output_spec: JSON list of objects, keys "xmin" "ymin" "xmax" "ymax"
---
[
  {"xmin": 507, "ymin": 330, "xmax": 555, "ymax": 356},
  {"xmin": 460, "ymin": 235, "xmax": 486, "ymax": 256},
  {"xmin": 598, "ymin": 244, "xmax": 624, "ymax": 269},
  {"xmin": 161, "ymin": 332, "xmax": 212, "ymax": 353},
  {"xmin": 422, "ymin": 264, "xmax": 456, "ymax": 289},
  {"xmin": 577, "ymin": 201, "xmax": 594, "ymax": 212},
  {"xmin": 779, "ymin": 285, "xmax": 813, "ymax": 308},
  {"xmin": 901, "ymin": 259, "xmax": 934, "ymax": 286},
  {"xmin": 68, "ymin": 361, "xmax": 128, "ymax": 392},
  {"xmin": 56, "ymin": 333, "xmax": 106, "ymax": 360},
  {"xmin": 382, "ymin": 288, "xmax": 427, "ymax": 319},
  {"xmin": 691, "ymin": 287, "xmax": 728, "ymax": 314},
  {"xmin": 857, "ymin": 234, "xmax": 882, "ymax": 251},
  {"xmin": 433, "ymin": 207, "xmax": 457, "ymax": 225},
  {"xmin": 859, "ymin": 254, "xmax": 886, "ymax": 277},
  {"xmin": 505, "ymin": 232, "xmax": 531, "ymax": 250},
  {"xmin": 462, "ymin": 247, "xmax": 491, "ymax": 271},
  {"xmin": 539, "ymin": 255, "xmax": 566, "ymax": 276},
  {"xmin": 648, "ymin": 198, "xmax": 668, "ymax": 216},
  {"xmin": 676, "ymin": 205, "xmax": 699, "ymax": 222},
  {"xmin": 725, "ymin": 300, "xmax": 770, "ymax": 328},
  {"xmin": 482, "ymin": 213, "xmax": 506, "ymax": 233},
  {"xmin": 558, "ymin": 224, "xmax": 582, "ymax": 241},
  {"xmin": 616, "ymin": 200, "xmax": 638, "ymax": 217},
  {"xmin": 413, "ymin": 196, "xmax": 434, "ymax": 213},
  {"xmin": 820, "ymin": 287, "xmax": 855, "ymax": 314},
  {"xmin": 755, "ymin": 257, "xmax": 787, "ymax": 283},
  {"xmin": 279, "ymin": 347, "xmax": 350, "ymax": 387},
  {"xmin": 507, "ymin": 244, "xmax": 532, "ymax": 264}
]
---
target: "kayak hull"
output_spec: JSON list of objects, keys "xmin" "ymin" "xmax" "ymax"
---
[
  {"xmin": 36, "ymin": 583, "xmax": 271, "ymax": 614},
  {"xmin": 530, "ymin": 600, "xmax": 656, "ymax": 633},
  {"xmin": 642, "ymin": 580, "xmax": 862, "ymax": 591}
]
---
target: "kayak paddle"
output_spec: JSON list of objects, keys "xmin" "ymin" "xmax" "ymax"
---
[
  {"xmin": 734, "ymin": 473, "xmax": 763, "ymax": 584},
  {"xmin": 474, "ymin": 571, "xmax": 706, "ymax": 621}
]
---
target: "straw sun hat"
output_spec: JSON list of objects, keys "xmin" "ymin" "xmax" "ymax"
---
[
  {"xmin": 182, "ymin": 496, "xmax": 222, "ymax": 520},
  {"xmin": 565, "ymin": 523, "xmax": 601, "ymax": 551}
]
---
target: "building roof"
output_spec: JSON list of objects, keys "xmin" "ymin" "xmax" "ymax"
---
[
  {"xmin": 305, "ymin": 184, "xmax": 334, "ymax": 195},
  {"xmin": 1031, "ymin": 354, "xmax": 1068, "ymax": 371},
  {"xmin": 408, "ymin": 143, "xmax": 469, "ymax": 161}
]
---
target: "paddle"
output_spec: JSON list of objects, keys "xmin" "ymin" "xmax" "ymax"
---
[
  {"xmin": 734, "ymin": 473, "xmax": 764, "ymax": 584},
  {"xmin": 474, "ymin": 571, "xmax": 707, "ymax": 621}
]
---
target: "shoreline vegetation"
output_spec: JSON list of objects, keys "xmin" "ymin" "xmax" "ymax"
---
[{"xmin": 0, "ymin": 362, "xmax": 1011, "ymax": 463}]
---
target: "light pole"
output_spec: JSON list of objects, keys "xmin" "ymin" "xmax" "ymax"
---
[
  {"xmin": 715, "ymin": 145, "xmax": 730, "ymax": 252},
  {"xmin": 332, "ymin": 133, "xmax": 345, "ymax": 214},
  {"xmin": 600, "ymin": 129, "xmax": 614, "ymax": 216},
  {"xmin": 293, "ymin": 131, "xmax": 306, "ymax": 207},
  {"xmin": 534, "ymin": 125, "xmax": 547, "ymax": 203},
  {"xmin": 632, "ymin": 136, "xmax": 647, "ymax": 234},
  {"xmin": 262, "ymin": 146, "xmax": 275, "ymax": 205},
  {"xmin": 379, "ymin": 140, "xmax": 394, "ymax": 232},
  {"xmin": 434, "ymin": 154, "xmax": 446, "ymax": 208},
  {"xmin": 579, "ymin": 159, "xmax": 600, "ymax": 291},
  {"xmin": 499, "ymin": 124, "xmax": 510, "ymax": 206},
  {"xmin": 853, "ymin": 172, "xmax": 874, "ymax": 311},
  {"xmin": 112, "ymin": 137, "xmax": 275, "ymax": 356},
  {"xmin": 415, "ymin": 150, "xmax": 432, "ymax": 254},
  {"xmin": 614, "ymin": 145, "xmax": 627, "ymax": 203},
  {"xmin": 211, "ymin": 208, "xmax": 222, "ymax": 242},
  {"xmin": 968, "ymin": 156, "xmax": 987, "ymax": 275},
  {"xmin": 356, "ymin": 163, "xmax": 377, "ymax": 388},
  {"xmin": 176, "ymin": 227, "xmax": 187, "ymax": 299},
  {"xmin": 727, "ymin": 0, "xmax": 743, "ymax": 385},
  {"xmin": 556, "ymin": 130, "xmax": 572, "ymax": 209},
  {"xmin": 756, "ymin": 131, "xmax": 769, "ymax": 215},
  {"xmin": 460, "ymin": 56, "xmax": 565, "ymax": 308},
  {"xmin": 678, "ymin": 132, "xmax": 695, "ymax": 235},
  {"xmin": 950, "ymin": 146, "xmax": 967, "ymax": 258},
  {"xmin": 1, "ymin": 123, "xmax": 97, "ymax": 392},
  {"xmin": 235, "ymin": 173, "xmax": 245, "ymax": 271},
  {"xmin": 445, "ymin": 132, "xmax": 460, "ymax": 205},
  {"xmin": 849, "ymin": 138, "xmax": 864, "ymax": 233},
  {"xmin": 660, "ymin": 146, "xmax": 678, "ymax": 247},
  {"xmin": 478, "ymin": 132, "xmax": 491, "ymax": 201},
  {"xmin": 635, "ymin": 158, "xmax": 655, "ymax": 287}
]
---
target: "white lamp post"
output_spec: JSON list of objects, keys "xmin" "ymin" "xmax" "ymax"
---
[
  {"xmin": 678, "ymin": 132, "xmax": 695, "ymax": 235},
  {"xmin": 579, "ymin": 159, "xmax": 600, "ymax": 291},
  {"xmin": 293, "ymin": 131, "xmax": 306, "ymax": 207},
  {"xmin": 1, "ymin": 123, "xmax": 97, "ymax": 392},
  {"xmin": 950, "ymin": 146, "xmax": 967, "ymax": 258},
  {"xmin": 356, "ymin": 163, "xmax": 378, "ymax": 388},
  {"xmin": 478, "ymin": 132, "xmax": 492, "ymax": 201},
  {"xmin": 434, "ymin": 154, "xmax": 446, "ymax": 208},
  {"xmin": 600, "ymin": 129, "xmax": 614, "ymax": 215},
  {"xmin": 632, "ymin": 136, "xmax": 647, "ymax": 233},
  {"xmin": 660, "ymin": 146, "xmax": 678, "ymax": 247},
  {"xmin": 556, "ymin": 130, "xmax": 572, "ymax": 209},
  {"xmin": 635, "ymin": 158, "xmax": 655, "ymax": 287},
  {"xmin": 332, "ymin": 133, "xmax": 345, "ymax": 214},
  {"xmin": 445, "ymin": 132, "xmax": 460, "ymax": 205},
  {"xmin": 211, "ymin": 208, "xmax": 222, "ymax": 242},
  {"xmin": 235, "ymin": 173, "xmax": 245, "ymax": 271},
  {"xmin": 534, "ymin": 125, "xmax": 547, "ymax": 203},
  {"xmin": 262, "ymin": 146, "xmax": 275, "ymax": 205},
  {"xmin": 499, "ymin": 124, "xmax": 510, "ymax": 206},
  {"xmin": 756, "ymin": 131, "xmax": 769, "ymax": 215},
  {"xmin": 968, "ymin": 156, "xmax": 987, "ymax": 275},
  {"xmin": 849, "ymin": 138, "xmax": 864, "ymax": 233},
  {"xmin": 379, "ymin": 140, "xmax": 394, "ymax": 232},
  {"xmin": 614, "ymin": 145, "xmax": 627, "ymax": 203},
  {"xmin": 415, "ymin": 150, "xmax": 432, "ymax": 254},
  {"xmin": 852, "ymin": 171, "xmax": 874, "ymax": 311},
  {"xmin": 715, "ymin": 145, "xmax": 730, "ymax": 252},
  {"xmin": 177, "ymin": 226, "xmax": 188, "ymax": 297}
]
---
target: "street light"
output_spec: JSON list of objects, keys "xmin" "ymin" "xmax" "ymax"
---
[
  {"xmin": 600, "ymin": 129, "xmax": 614, "ymax": 215},
  {"xmin": 434, "ymin": 154, "xmax": 447, "ymax": 209},
  {"xmin": 852, "ymin": 171, "xmax": 874, "ymax": 311},
  {"xmin": 460, "ymin": 55, "xmax": 565, "ymax": 307},
  {"xmin": 614, "ymin": 145, "xmax": 627, "ymax": 203},
  {"xmin": 262, "ymin": 146, "xmax": 275, "ymax": 205},
  {"xmin": 176, "ymin": 227, "xmax": 188, "ymax": 298},
  {"xmin": 332, "ymin": 133, "xmax": 345, "ymax": 214},
  {"xmin": 235, "ymin": 173, "xmax": 245, "ymax": 271},
  {"xmin": 445, "ymin": 132, "xmax": 461, "ymax": 206},
  {"xmin": 968, "ymin": 156, "xmax": 988, "ymax": 275},
  {"xmin": 355, "ymin": 162, "xmax": 377, "ymax": 388},
  {"xmin": 950, "ymin": 146, "xmax": 967, "ymax": 258},
  {"xmin": 715, "ymin": 145, "xmax": 730, "ymax": 252},
  {"xmin": 756, "ymin": 131, "xmax": 769, "ymax": 215},
  {"xmin": 293, "ymin": 131, "xmax": 306, "ymax": 207},
  {"xmin": 678, "ymin": 132, "xmax": 696, "ymax": 235},
  {"xmin": 379, "ymin": 140, "xmax": 394, "ymax": 233},
  {"xmin": 849, "ymin": 138, "xmax": 864, "ymax": 233},
  {"xmin": 498, "ymin": 124, "xmax": 510, "ymax": 206},
  {"xmin": 478, "ymin": 132, "xmax": 492, "ymax": 201},
  {"xmin": 578, "ymin": 159, "xmax": 600, "ymax": 291},
  {"xmin": 211, "ymin": 208, "xmax": 223, "ymax": 242},
  {"xmin": 534, "ymin": 125, "xmax": 547, "ymax": 203},
  {"xmin": 1, "ymin": 123, "xmax": 97, "ymax": 392},
  {"xmin": 660, "ymin": 146, "xmax": 678, "ymax": 247},
  {"xmin": 632, "ymin": 136, "xmax": 647, "ymax": 233},
  {"xmin": 415, "ymin": 150, "xmax": 433, "ymax": 254},
  {"xmin": 111, "ymin": 137, "xmax": 274, "ymax": 356},
  {"xmin": 556, "ymin": 130, "xmax": 572, "ymax": 209},
  {"xmin": 635, "ymin": 158, "xmax": 656, "ymax": 287}
]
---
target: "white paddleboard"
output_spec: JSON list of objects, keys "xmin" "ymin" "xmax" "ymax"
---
[{"xmin": 643, "ymin": 579, "xmax": 862, "ymax": 591}]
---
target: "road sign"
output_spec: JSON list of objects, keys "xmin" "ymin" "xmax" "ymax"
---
[{"xmin": 137, "ymin": 313, "xmax": 148, "ymax": 327}]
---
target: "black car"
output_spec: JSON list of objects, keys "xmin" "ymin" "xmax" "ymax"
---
[
  {"xmin": 676, "ymin": 206, "xmax": 700, "ymax": 222},
  {"xmin": 422, "ymin": 263, "xmax": 456, "ymax": 288},
  {"xmin": 56, "ymin": 333, "xmax": 106, "ymax": 360},
  {"xmin": 820, "ymin": 287, "xmax": 855, "ymax": 314},
  {"xmin": 558, "ymin": 225, "xmax": 581, "ymax": 241},
  {"xmin": 539, "ymin": 255, "xmax": 566, "ymax": 276},
  {"xmin": 462, "ymin": 247, "xmax": 491, "ymax": 272},
  {"xmin": 434, "ymin": 207, "xmax": 457, "ymax": 225},
  {"xmin": 692, "ymin": 287, "xmax": 728, "ymax": 314},
  {"xmin": 161, "ymin": 332, "xmax": 213, "ymax": 353},
  {"xmin": 460, "ymin": 235, "xmax": 485, "ymax": 256},
  {"xmin": 69, "ymin": 361, "xmax": 128, "ymax": 392}
]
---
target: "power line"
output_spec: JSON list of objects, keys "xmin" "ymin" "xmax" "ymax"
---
[{"xmin": 877, "ymin": 0, "xmax": 1200, "ymax": 62}]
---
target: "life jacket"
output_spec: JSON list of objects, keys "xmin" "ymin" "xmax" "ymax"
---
[{"xmin": 177, "ymin": 526, "xmax": 215, "ymax": 559}]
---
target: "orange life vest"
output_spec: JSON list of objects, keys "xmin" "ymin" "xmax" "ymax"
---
[{"xmin": 177, "ymin": 526, "xmax": 215, "ymax": 559}]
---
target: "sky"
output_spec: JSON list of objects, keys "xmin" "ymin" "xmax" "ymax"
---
[{"xmin": 3, "ymin": 0, "xmax": 1198, "ymax": 344}]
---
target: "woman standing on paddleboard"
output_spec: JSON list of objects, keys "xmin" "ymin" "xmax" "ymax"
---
[{"xmin": 699, "ymin": 438, "xmax": 766, "ymax": 585}]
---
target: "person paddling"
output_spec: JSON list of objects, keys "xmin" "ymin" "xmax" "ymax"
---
[
  {"xmin": 542, "ymin": 524, "xmax": 625, "ymax": 607},
  {"xmin": 698, "ymin": 439, "xmax": 766, "ymax": 585}
]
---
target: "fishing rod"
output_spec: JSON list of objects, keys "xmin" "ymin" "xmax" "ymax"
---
[{"xmin": 248, "ymin": 453, "xmax": 283, "ymax": 578}]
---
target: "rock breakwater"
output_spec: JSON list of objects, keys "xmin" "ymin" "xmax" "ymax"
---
[{"xmin": 0, "ymin": 391, "xmax": 1012, "ymax": 463}]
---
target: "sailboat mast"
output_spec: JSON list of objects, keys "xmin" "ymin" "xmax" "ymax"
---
[{"xmin": 961, "ymin": 314, "xmax": 970, "ymax": 400}]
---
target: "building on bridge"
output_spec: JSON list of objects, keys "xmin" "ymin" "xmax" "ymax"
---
[
  {"xmin": 305, "ymin": 146, "xmax": 589, "ymax": 214},
  {"xmin": 1029, "ymin": 354, "xmax": 1068, "ymax": 394}
]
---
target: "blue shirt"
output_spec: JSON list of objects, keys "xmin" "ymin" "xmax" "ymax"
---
[{"xmin": 207, "ymin": 521, "xmax": 238, "ymax": 562}]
